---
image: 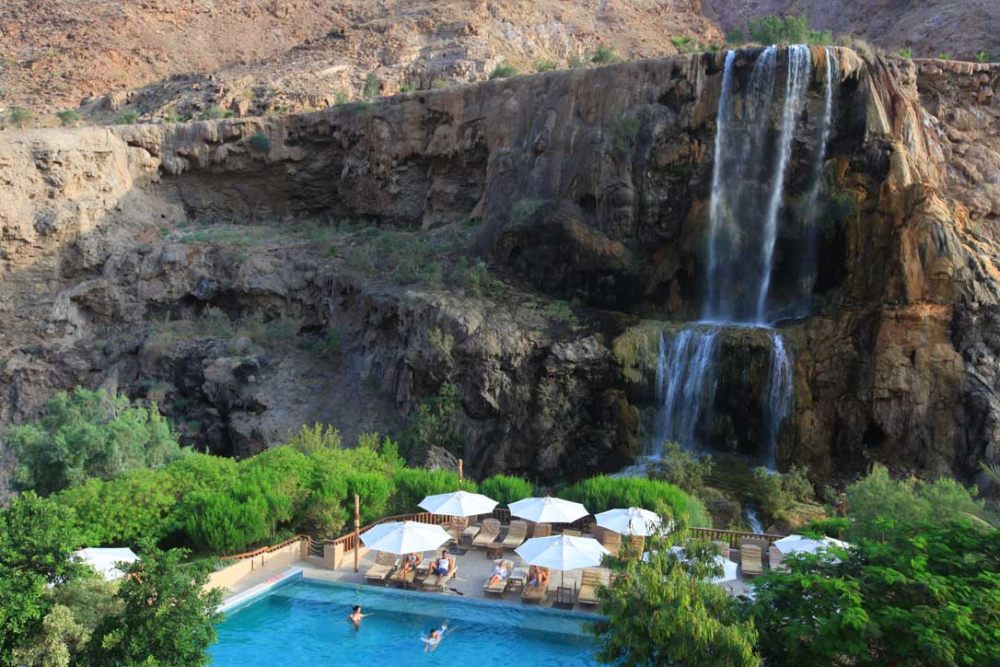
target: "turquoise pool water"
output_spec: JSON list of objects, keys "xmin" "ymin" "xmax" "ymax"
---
[{"xmin": 210, "ymin": 578, "xmax": 600, "ymax": 666}]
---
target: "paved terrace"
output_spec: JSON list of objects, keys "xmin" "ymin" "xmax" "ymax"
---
[{"xmin": 217, "ymin": 527, "xmax": 757, "ymax": 609}]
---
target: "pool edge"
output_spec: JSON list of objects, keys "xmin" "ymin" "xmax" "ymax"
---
[{"xmin": 218, "ymin": 566, "xmax": 304, "ymax": 614}]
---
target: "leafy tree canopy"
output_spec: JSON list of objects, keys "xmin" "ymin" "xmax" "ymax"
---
[{"xmin": 7, "ymin": 388, "xmax": 186, "ymax": 495}]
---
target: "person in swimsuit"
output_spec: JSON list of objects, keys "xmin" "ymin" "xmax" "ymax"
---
[
  {"xmin": 348, "ymin": 605, "xmax": 368, "ymax": 630},
  {"xmin": 422, "ymin": 622, "xmax": 450, "ymax": 652}
]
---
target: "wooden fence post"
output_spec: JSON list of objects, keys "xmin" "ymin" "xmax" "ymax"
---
[
  {"xmin": 458, "ymin": 458, "xmax": 463, "ymax": 483},
  {"xmin": 353, "ymin": 493, "xmax": 361, "ymax": 573}
]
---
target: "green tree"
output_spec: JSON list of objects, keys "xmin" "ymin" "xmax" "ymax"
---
[
  {"xmin": 561, "ymin": 475, "xmax": 710, "ymax": 527},
  {"xmin": 0, "ymin": 493, "xmax": 81, "ymax": 666},
  {"xmin": 7, "ymin": 388, "xmax": 186, "ymax": 495},
  {"xmin": 87, "ymin": 544, "xmax": 222, "ymax": 667},
  {"xmin": 752, "ymin": 521, "xmax": 1000, "ymax": 666},
  {"xmin": 593, "ymin": 532, "xmax": 760, "ymax": 666},
  {"xmin": 479, "ymin": 474, "xmax": 533, "ymax": 506},
  {"xmin": 844, "ymin": 464, "xmax": 983, "ymax": 542}
]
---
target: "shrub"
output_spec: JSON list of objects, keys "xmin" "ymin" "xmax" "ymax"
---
[
  {"xmin": 782, "ymin": 465, "xmax": 814, "ymax": 502},
  {"xmin": 534, "ymin": 59, "xmax": 557, "ymax": 72},
  {"xmin": 363, "ymin": 72, "xmax": 381, "ymax": 99},
  {"xmin": 489, "ymin": 63, "xmax": 519, "ymax": 79},
  {"xmin": 670, "ymin": 35, "xmax": 696, "ymax": 52},
  {"xmin": 648, "ymin": 442, "xmax": 713, "ymax": 494},
  {"xmin": 430, "ymin": 79, "xmax": 450, "ymax": 89},
  {"xmin": 560, "ymin": 475, "xmax": 709, "ymax": 527},
  {"xmin": 897, "ymin": 47, "xmax": 914, "ymax": 58},
  {"xmin": 247, "ymin": 132, "xmax": 271, "ymax": 153},
  {"xmin": 725, "ymin": 29, "xmax": 745, "ymax": 45},
  {"xmin": 610, "ymin": 116, "xmax": 640, "ymax": 153},
  {"xmin": 8, "ymin": 106, "xmax": 33, "ymax": 128},
  {"xmin": 746, "ymin": 15, "xmax": 832, "ymax": 46},
  {"xmin": 745, "ymin": 467, "xmax": 789, "ymax": 521},
  {"xmin": 313, "ymin": 327, "xmax": 342, "ymax": 362},
  {"xmin": 543, "ymin": 300, "xmax": 577, "ymax": 325},
  {"xmin": 333, "ymin": 89, "xmax": 349, "ymax": 105},
  {"xmin": 479, "ymin": 475, "xmax": 534, "ymax": 506},
  {"xmin": 937, "ymin": 52, "xmax": 953, "ymax": 60},
  {"xmin": 286, "ymin": 423, "xmax": 342, "ymax": 455},
  {"xmin": 401, "ymin": 383, "xmax": 464, "ymax": 460},
  {"xmin": 196, "ymin": 105, "xmax": 224, "ymax": 121},
  {"xmin": 115, "ymin": 110, "xmax": 140, "ymax": 125},
  {"xmin": 590, "ymin": 45, "xmax": 619, "ymax": 64},
  {"xmin": 398, "ymin": 82, "xmax": 416, "ymax": 93},
  {"xmin": 56, "ymin": 109, "xmax": 81, "ymax": 127},
  {"xmin": 510, "ymin": 197, "xmax": 544, "ymax": 224},
  {"xmin": 6, "ymin": 388, "xmax": 186, "ymax": 495},
  {"xmin": 975, "ymin": 51, "xmax": 991, "ymax": 63}
]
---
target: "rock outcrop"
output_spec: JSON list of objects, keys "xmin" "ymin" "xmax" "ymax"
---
[{"xmin": 1, "ymin": 49, "xmax": 998, "ymax": 493}]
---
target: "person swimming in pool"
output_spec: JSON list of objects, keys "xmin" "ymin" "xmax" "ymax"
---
[
  {"xmin": 422, "ymin": 622, "xmax": 450, "ymax": 652},
  {"xmin": 348, "ymin": 605, "xmax": 369, "ymax": 630}
]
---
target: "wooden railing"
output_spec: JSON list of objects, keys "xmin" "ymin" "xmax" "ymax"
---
[
  {"xmin": 689, "ymin": 527, "xmax": 784, "ymax": 547},
  {"xmin": 323, "ymin": 511, "xmax": 784, "ymax": 554},
  {"xmin": 224, "ymin": 535, "xmax": 311, "ymax": 561}
]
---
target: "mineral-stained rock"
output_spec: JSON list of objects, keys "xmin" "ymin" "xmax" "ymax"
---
[{"xmin": 0, "ymin": 50, "xmax": 998, "ymax": 497}]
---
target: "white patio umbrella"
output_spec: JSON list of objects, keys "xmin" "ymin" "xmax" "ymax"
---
[
  {"xmin": 419, "ymin": 490, "xmax": 499, "ymax": 551},
  {"xmin": 360, "ymin": 521, "xmax": 452, "ymax": 555},
  {"xmin": 515, "ymin": 534, "xmax": 610, "ymax": 590},
  {"xmin": 594, "ymin": 507, "xmax": 663, "ymax": 536},
  {"xmin": 667, "ymin": 546, "xmax": 738, "ymax": 584},
  {"xmin": 508, "ymin": 496, "xmax": 589, "ymax": 525},
  {"xmin": 773, "ymin": 534, "xmax": 849, "ymax": 557},
  {"xmin": 74, "ymin": 547, "xmax": 139, "ymax": 581}
]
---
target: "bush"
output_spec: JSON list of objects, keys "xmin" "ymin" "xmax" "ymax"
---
[
  {"xmin": 363, "ymin": 73, "xmax": 381, "ymax": 99},
  {"xmin": 670, "ymin": 36, "xmax": 696, "ymax": 52},
  {"xmin": 610, "ymin": 116, "xmax": 640, "ymax": 153},
  {"xmin": 782, "ymin": 465, "xmax": 814, "ymax": 502},
  {"xmin": 534, "ymin": 60, "xmax": 557, "ymax": 72},
  {"xmin": 489, "ymin": 63, "xmax": 519, "ymax": 79},
  {"xmin": 479, "ymin": 475, "xmax": 534, "ymax": 506},
  {"xmin": 456, "ymin": 258, "xmax": 505, "ymax": 297},
  {"xmin": 560, "ymin": 476, "xmax": 709, "ymax": 527},
  {"xmin": 937, "ymin": 52, "xmax": 953, "ymax": 60},
  {"xmin": 590, "ymin": 45, "xmax": 619, "ymax": 64},
  {"xmin": 975, "ymin": 51, "xmax": 991, "ymax": 63},
  {"xmin": 746, "ymin": 15, "xmax": 832, "ymax": 46},
  {"xmin": 401, "ymin": 383, "xmax": 464, "ymax": 460},
  {"xmin": 543, "ymin": 300, "xmax": 577, "ymax": 325},
  {"xmin": 115, "ymin": 110, "xmax": 140, "ymax": 125},
  {"xmin": 196, "ymin": 105, "xmax": 224, "ymax": 121},
  {"xmin": 648, "ymin": 442, "xmax": 713, "ymax": 494},
  {"xmin": 725, "ymin": 29, "xmax": 745, "ymax": 45},
  {"xmin": 6, "ymin": 388, "xmax": 186, "ymax": 495},
  {"xmin": 247, "ymin": 132, "xmax": 271, "ymax": 153},
  {"xmin": 897, "ymin": 47, "xmax": 914, "ymax": 58},
  {"xmin": 8, "ymin": 106, "xmax": 33, "ymax": 128},
  {"xmin": 398, "ymin": 82, "xmax": 416, "ymax": 93},
  {"xmin": 313, "ymin": 327, "xmax": 342, "ymax": 362},
  {"xmin": 56, "ymin": 109, "xmax": 81, "ymax": 127}
]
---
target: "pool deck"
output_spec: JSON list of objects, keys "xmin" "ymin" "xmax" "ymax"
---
[{"xmin": 220, "ymin": 544, "xmax": 754, "ymax": 611}]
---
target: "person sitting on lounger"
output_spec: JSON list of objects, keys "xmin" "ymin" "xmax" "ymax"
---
[
  {"xmin": 432, "ymin": 550, "xmax": 451, "ymax": 577},
  {"xmin": 422, "ymin": 622, "xmax": 450, "ymax": 652},
  {"xmin": 401, "ymin": 552, "xmax": 422, "ymax": 575},
  {"xmin": 487, "ymin": 561, "xmax": 509, "ymax": 588},
  {"xmin": 525, "ymin": 565, "xmax": 549, "ymax": 592}
]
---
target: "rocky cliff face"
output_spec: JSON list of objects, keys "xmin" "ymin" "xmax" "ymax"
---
[{"xmin": 1, "ymin": 49, "xmax": 998, "ymax": 494}]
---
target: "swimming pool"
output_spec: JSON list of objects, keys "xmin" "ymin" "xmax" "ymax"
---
[{"xmin": 210, "ymin": 576, "xmax": 601, "ymax": 666}]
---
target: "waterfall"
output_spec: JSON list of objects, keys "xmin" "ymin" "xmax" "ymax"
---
[
  {"xmin": 645, "ymin": 46, "xmax": 826, "ymax": 468},
  {"xmin": 799, "ymin": 48, "xmax": 839, "ymax": 306},
  {"xmin": 653, "ymin": 328, "xmax": 720, "ymax": 453},
  {"xmin": 755, "ymin": 44, "xmax": 812, "ymax": 324},
  {"xmin": 765, "ymin": 332, "xmax": 793, "ymax": 469}
]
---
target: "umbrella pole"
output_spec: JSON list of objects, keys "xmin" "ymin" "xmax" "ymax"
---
[{"xmin": 353, "ymin": 493, "xmax": 360, "ymax": 573}]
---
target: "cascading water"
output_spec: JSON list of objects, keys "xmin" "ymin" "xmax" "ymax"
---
[
  {"xmin": 799, "ymin": 48, "xmax": 840, "ymax": 308},
  {"xmin": 646, "ymin": 46, "xmax": 832, "ymax": 468},
  {"xmin": 764, "ymin": 332, "xmax": 793, "ymax": 469}
]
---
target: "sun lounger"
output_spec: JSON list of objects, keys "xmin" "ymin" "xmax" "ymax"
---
[
  {"xmin": 629, "ymin": 535, "xmax": 645, "ymax": 555},
  {"xmin": 419, "ymin": 555, "xmax": 457, "ymax": 591},
  {"xmin": 447, "ymin": 517, "xmax": 469, "ymax": 546},
  {"xmin": 600, "ymin": 531, "xmax": 621, "ymax": 556},
  {"xmin": 502, "ymin": 520, "xmax": 528, "ymax": 549},
  {"xmin": 471, "ymin": 518, "xmax": 501, "ymax": 549},
  {"xmin": 740, "ymin": 544, "xmax": 764, "ymax": 577},
  {"xmin": 768, "ymin": 546, "xmax": 788, "ymax": 572},
  {"xmin": 562, "ymin": 529, "xmax": 581, "ymax": 537},
  {"xmin": 521, "ymin": 569, "xmax": 550, "ymax": 603},
  {"xmin": 713, "ymin": 540, "xmax": 732, "ymax": 560},
  {"xmin": 482, "ymin": 559, "xmax": 514, "ymax": 596},
  {"xmin": 577, "ymin": 568, "xmax": 609, "ymax": 606},
  {"xmin": 532, "ymin": 523, "xmax": 551, "ymax": 538},
  {"xmin": 364, "ymin": 551, "xmax": 398, "ymax": 584}
]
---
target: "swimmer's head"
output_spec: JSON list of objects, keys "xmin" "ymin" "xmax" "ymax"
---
[{"xmin": 352, "ymin": 605, "xmax": 361, "ymax": 613}]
